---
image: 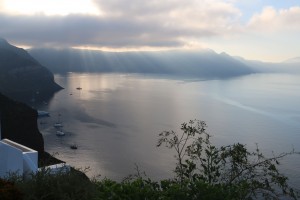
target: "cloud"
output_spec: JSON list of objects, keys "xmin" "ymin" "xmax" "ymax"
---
[
  {"xmin": 0, "ymin": 0, "xmax": 242, "ymax": 49},
  {"xmin": 0, "ymin": 14, "xmax": 187, "ymax": 48},
  {"xmin": 94, "ymin": 0, "xmax": 241, "ymax": 33},
  {"xmin": 248, "ymin": 6, "xmax": 300, "ymax": 31},
  {"xmin": 0, "ymin": 0, "xmax": 3, "ymax": 9},
  {"xmin": 0, "ymin": 0, "xmax": 100, "ymax": 16}
]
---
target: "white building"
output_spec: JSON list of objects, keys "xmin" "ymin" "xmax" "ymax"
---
[
  {"xmin": 0, "ymin": 138, "xmax": 71, "ymax": 179},
  {"xmin": 0, "ymin": 139, "xmax": 38, "ymax": 178},
  {"xmin": 0, "ymin": 114, "xmax": 70, "ymax": 178}
]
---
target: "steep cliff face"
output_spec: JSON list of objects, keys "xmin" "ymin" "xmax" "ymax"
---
[
  {"xmin": 0, "ymin": 93, "xmax": 44, "ymax": 153},
  {"xmin": 0, "ymin": 38, "xmax": 62, "ymax": 101}
]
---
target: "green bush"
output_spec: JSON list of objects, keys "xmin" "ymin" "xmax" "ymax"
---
[
  {"xmin": 157, "ymin": 119, "xmax": 300, "ymax": 200},
  {"xmin": 94, "ymin": 177, "xmax": 229, "ymax": 200},
  {"xmin": 95, "ymin": 178, "xmax": 159, "ymax": 200},
  {"xmin": 13, "ymin": 168, "xmax": 97, "ymax": 200}
]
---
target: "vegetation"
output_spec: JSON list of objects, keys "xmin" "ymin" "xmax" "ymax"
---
[
  {"xmin": 4, "ymin": 168, "xmax": 95, "ymax": 200},
  {"xmin": 0, "ymin": 179, "xmax": 23, "ymax": 200},
  {"xmin": 157, "ymin": 120, "xmax": 300, "ymax": 199},
  {"xmin": 1, "ymin": 120, "xmax": 299, "ymax": 200}
]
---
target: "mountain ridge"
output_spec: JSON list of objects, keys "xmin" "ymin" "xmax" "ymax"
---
[
  {"xmin": 0, "ymin": 92, "xmax": 44, "ymax": 153},
  {"xmin": 0, "ymin": 38, "xmax": 62, "ymax": 101},
  {"xmin": 29, "ymin": 47, "xmax": 255, "ymax": 78}
]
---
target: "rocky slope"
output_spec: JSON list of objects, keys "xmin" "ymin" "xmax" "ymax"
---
[
  {"xmin": 0, "ymin": 38, "xmax": 62, "ymax": 101},
  {"xmin": 0, "ymin": 92, "xmax": 44, "ymax": 153}
]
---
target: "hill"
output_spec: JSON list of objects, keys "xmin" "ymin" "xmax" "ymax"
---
[
  {"xmin": 0, "ymin": 92, "xmax": 44, "ymax": 153},
  {"xmin": 0, "ymin": 38, "xmax": 62, "ymax": 101},
  {"xmin": 29, "ymin": 48, "xmax": 255, "ymax": 79},
  {"xmin": 235, "ymin": 56, "xmax": 300, "ymax": 74}
]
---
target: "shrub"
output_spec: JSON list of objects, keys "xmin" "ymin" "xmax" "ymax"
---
[
  {"xmin": 157, "ymin": 119, "xmax": 300, "ymax": 199},
  {"xmin": 13, "ymin": 168, "xmax": 97, "ymax": 200},
  {"xmin": 0, "ymin": 178, "xmax": 23, "ymax": 200}
]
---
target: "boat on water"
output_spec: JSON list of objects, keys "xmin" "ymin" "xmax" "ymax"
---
[
  {"xmin": 70, "ymin": 144, "xmax": 78, "ymax": 149},
  {"xmin": 38, "ymin": 110, "xmax": 50, "ymax": 117},
  {"xmin": 56, "ymin": 130, "xmax": 65, "ymax": 136},
  {"xmin": 76, "ymin": 87, "xmax": 82, "ymax": 90},
  {"xmin": 54, "ymin": 113, "xmax": 63, "ymax": 128},
  {"xmin": 53, "ymin": 123, "xmax": 63, "ymax": 128}
]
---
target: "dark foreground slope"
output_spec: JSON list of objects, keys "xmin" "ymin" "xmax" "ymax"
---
[
  {"xmin": 0, "ymin": 92, "xmax": 63, "ymax": 165},
  {"xmin": 0, "ymin": 92, "xmax": 44, "ymax": 152},
  {"xmin": 0, "ymin": 38, "xmax": 62, "ymax": 101}
]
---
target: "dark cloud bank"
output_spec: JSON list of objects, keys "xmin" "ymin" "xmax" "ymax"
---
[
  {"xmin": 0, "ymin": 13, "xmax": 213, "ymax": 49},
  {"xmin": 0, "ymin": 0, "xmax": 238, "ymax": 49}
]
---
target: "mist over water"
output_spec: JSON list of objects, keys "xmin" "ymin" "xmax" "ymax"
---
[{"xmin": 36, "ymin": 73, "xmax": 300, "ymax": 187}]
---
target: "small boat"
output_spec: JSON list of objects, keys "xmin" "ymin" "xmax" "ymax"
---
[
  {"xmin": 56, "ymin": 130, "xmax": 65, "ymax": 136},
  {"xmin": 70, "ymin": 144, "xmax": 78, "ymax": 150},
  {"xmin": 38, "ymin": 110, "xmax": 50, "ymax": 117},
  {"xmin": 53, "ymin": 123, "xmax": 63, "ymax": 128},
  {"xmin": 54, "ymin": 113, "xmax": 63, "ymax": 128},
  {"xmin": 76, "ymin": 87, "xmax": 82, "ymax": 90}
]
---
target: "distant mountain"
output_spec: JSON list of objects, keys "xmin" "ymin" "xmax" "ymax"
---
[
  {"xmin": 29, "ymin": 48, "xmax": 255, "ymax": 79},
  {"xmin": 0, "ymin": 38, "xmax": 62, "ymax": 101},
  {"xmin": 278, "ymin": 57, "xmax": 300, "ymax": 73},
  {"xmin": 235, "ymin": 56, "xmax": 300, "ymax": 74},
  {"xmin": 233, "ymin": 56, "xmax": 277, "ymax": 73},
  {"xmin": 283, "ymin": 57, "xmax": 300, "ymax": 64}
]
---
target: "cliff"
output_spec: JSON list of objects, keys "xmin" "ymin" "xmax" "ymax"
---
[
  {"xmin": 0, "ymin": 38, "xmax": 62, "ymax": 101},
  {"xmin": 0, "ymin": 93, "xmax": 44, "ymax": 153}
]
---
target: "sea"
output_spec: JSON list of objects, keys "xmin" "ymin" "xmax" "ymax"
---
[{"xmin": 34, "ymin": 72, "xmax": 300, "ymax": 188}]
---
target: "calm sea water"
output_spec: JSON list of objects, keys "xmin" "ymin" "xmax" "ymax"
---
[{"xmin": 36, "ymin": 73, "xmax": 300, "ymax": 187}]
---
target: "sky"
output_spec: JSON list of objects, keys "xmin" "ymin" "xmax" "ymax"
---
[{"xmin": 0, "ymin": 0, "xmax": 299, "ymax": 62}]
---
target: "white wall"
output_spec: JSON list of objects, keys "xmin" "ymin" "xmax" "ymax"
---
[
  {"xmin": 0, "ymin": 139, "xmax": 38, "ymax": 178},
  {"xmin": 23, "ymin": 152, "xmax": 38, "ymax": 176},
  {"xmin": 40, "ymin": 163, "xmax": 71, "ymax": 174},
  {"xmin": 0, "ymin": 139, "xmax": 69, "ymax": 178},
  {"xmin": 0, "ymin": 141, "xmax": 23, "ymax": 178}
]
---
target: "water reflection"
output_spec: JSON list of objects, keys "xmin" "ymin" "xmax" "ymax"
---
[
  {"xmin": 36, "ymin": 73, "xmax": 300, "ymax": 185},
  {"xmin": 57, "ymin": 73, "xmax": 126, "ymax": 101}
]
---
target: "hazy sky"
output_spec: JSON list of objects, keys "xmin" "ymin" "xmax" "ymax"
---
[{"xmin": 0, "ymin": 0, "xmax": 299, "ymax": 62}]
